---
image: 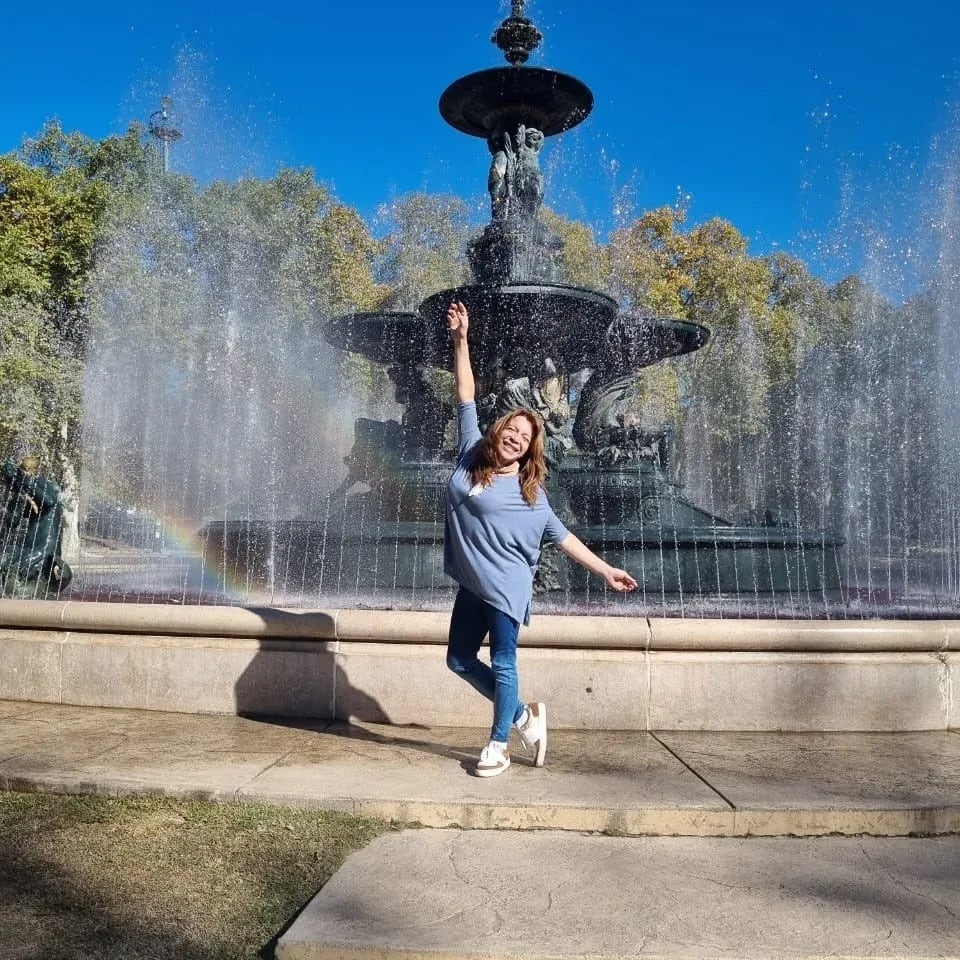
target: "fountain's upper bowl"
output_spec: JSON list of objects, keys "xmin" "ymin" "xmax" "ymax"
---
[
  {"xmin": 325, "ymin": 288, "xmax": 709, "ymax": 377},
  {"xmin": 439, "ymin": 67, "xmax": 593, "ymax": 140}
]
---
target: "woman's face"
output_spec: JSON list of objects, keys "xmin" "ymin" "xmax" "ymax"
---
[{"xmin": 497, "ymin": 415, "xmax": 534, "ymax": 465}]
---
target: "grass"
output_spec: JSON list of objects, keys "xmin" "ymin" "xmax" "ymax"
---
[{"xmin": 0, "ymin": 791, "xmax": 390, "ymax": 960}]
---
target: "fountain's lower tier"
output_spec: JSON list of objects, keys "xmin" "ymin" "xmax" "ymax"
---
[
  {"xmin": 198, "ymin": 516, "xmax": 841, "ymax": 601},
  {"xmin": 198, "ymin": 457, "xmax": 842, "ymax": 602}
]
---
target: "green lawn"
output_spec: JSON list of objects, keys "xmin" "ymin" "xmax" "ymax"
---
[{"xmin": 0, "ymin": 791, "xmax": 389, "ymax": 960}]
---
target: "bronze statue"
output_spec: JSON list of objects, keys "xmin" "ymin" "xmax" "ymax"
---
[
  {"xmin": 387, "ymin": 364, "xmax": 455, "ymax": 453},
  {"xmin": 573, "ymin": 318, "xmax": 676, "ymax": 472},
  {"xmin": 0, "ymin": 458, "xmax": 72, "ymax": 596},
  {"xmin": 514, "ymin": 125, "xmax": 544, "ymax": 217},
  {"xmin": 488, "ymin": 132, "xmax": 514, "ymax": 221},
  {"xmin": 487, "ymin": 124, "xmax": 545, "ymax": 221}
]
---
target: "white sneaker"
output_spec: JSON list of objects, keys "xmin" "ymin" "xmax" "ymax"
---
[
  {"xmin": 516, "ymin": 701, "xmax": 547, "ymax": 767},
  {"xmin": 476, "ymin": 741, "xmax": 510, "ymax": 778}
]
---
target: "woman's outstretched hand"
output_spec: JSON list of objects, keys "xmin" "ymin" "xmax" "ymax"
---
[
  {"xmin": 448, "ymin": 300, "xmax": 474, "ymax": 401},
  {"xmin": 603, "ymin": 566, "xmax": 638, "ymax": 592},
  {"xmin": 447, "ymin": 300, "xmax": 469, "ymax": 343},
  {"xmin": 557, "ymin": 533, "xmax": 638, "ymax": 592}
]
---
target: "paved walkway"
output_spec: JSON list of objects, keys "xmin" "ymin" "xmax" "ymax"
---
[
  {"xmin": 277, "ymin": 830, "xmax": 960, "ymax": 960},
  {"xmin": 1, "ymin": 699, "xmax": 958, "ymax": 836},
  {"xmin": 4, "ymin": 700, "xmax": 960, "ymax": 960}
]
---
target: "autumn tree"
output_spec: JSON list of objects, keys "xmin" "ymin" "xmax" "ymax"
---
[{"xmin": 376, "ymin": 192, "xmax": 471, "ymax": 311}]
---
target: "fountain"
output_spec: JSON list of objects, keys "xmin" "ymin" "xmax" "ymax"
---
[
  {"xmin": 201, "ymin": 0, "xmax": 841, "ymax": 605},
  {"xmin": 6, "ymin": 6, "xmax": 960, "ymax": 735}
]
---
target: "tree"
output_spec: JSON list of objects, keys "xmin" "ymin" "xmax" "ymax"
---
[
  {"xmin": 376, "ymin": 192, "xmax": 471, "ymax": 311},
  {"xmin": 83, "ymin": 164, "xmax": 389, "ymax": 525},
  {"xmin": 0, "ymin": 298, "xmax": 79, "ymax": 454},
  {"xmin": 0, "ymin": 147, "xmax": 111, "ymax": 554},
  {"xmin": 539, "ymin": 207, "xmax": 610, "ymax": 289}
]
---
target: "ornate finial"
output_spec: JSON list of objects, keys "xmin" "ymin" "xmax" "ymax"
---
[{"xmin": 492, "ymin": 0, "xmax": 542, "ymax": 65}]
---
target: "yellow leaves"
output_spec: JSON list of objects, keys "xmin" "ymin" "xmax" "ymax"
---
[
  {"xmin": 624, "ymin": 363, "xmax": 682, "ymax": 426},
  {"xmin": 605, "ymin": 204, "xmax": 842, "ymax": 439},
  {"xmin": 539, "ymin": 208, "xmax": 610, "ymax": 288},
  {"xmin": 312, "ymin": 200, "xmax": 384, "ymax": 314},
  {"xmin": 377, "ymin": 193, "xmax": 470, "ymax": 310}
]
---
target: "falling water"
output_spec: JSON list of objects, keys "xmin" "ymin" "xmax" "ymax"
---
[{"xmin": 62, "ymin": 67, "xmax": 960, "ymax": 619}]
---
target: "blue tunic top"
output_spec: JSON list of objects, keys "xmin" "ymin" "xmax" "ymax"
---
[{"xmin": 443, "ymin": 402, "xmax": 569, "ymax": 625}]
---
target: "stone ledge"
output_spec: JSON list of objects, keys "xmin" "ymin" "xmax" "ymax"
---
[
  {"xmin": 0, "ymin": 599, "xmax": 955, "ymax": 651},
  {"xmin": 0, "ymin": 599, "xmax": 337, "ymax": 639}
]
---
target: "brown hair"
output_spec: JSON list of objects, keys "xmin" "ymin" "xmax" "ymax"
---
[{"xmin": 469, "ymin": 409, "xmax": 547, "ymax": 506}]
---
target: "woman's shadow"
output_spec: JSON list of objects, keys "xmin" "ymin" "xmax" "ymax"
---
[{"xmin": 234, "ymin": 644, "xmax": 479, "ymax": 773}]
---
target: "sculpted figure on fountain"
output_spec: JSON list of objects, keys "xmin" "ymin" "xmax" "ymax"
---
[
  {"xmin": 572, "ymin": 317, "xmax": 677, "ymax": 474},
  {"xmin": 387, "ymin": 364, "xmax": 455, "ymax": 454},
  {"xmin": 477, "ymin": 357, "xmax": 572, "ymax": 470},
  {"xmin": 487, "ymin": 125, "xmax": 545, "ymax": 222},
  {"xmin": 0, "ymin": 457, "xmax": 72, "ymax": 596}
]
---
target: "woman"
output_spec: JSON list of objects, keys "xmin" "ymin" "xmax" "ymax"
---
[{"xmin": 444, "ymin": 301, "xmax": 637, "ymax": 777}]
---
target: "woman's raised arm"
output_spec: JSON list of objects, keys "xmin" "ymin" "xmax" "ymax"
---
[{"xmin": 447, "ymin": 300, "xmax": 475, "ymax": 404}]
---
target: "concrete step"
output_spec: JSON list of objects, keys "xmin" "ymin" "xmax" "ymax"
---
[
  {"xmin": 277, "ymin": 829, "xmax": 960, "ymax": 960},
  {"xmin": 1, "ymin": 701, "xmax": 959, "ymax": 836}
]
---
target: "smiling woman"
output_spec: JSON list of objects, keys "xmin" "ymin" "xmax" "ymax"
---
[{"xmin": 441, "ymin": 300, "xmax": 637, "ymax": 778}]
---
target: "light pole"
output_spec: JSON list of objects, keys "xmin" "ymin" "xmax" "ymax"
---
[{"xmin": 148, "ymin": 97, "xmax": 182, "ymax": 174}]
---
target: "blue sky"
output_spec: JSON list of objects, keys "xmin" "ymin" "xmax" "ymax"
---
[{"xmin": 3, "ymin": 0, "xmax": 958, "ymax": 292}]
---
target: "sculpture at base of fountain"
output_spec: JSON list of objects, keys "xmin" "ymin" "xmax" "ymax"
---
[
  {"xmin": 0, "ymin": 457, "xmax": 73, "ymax": 597},
  {"xmin": 387, "ymin": 364, "xmax": 455, "ymax": 456},
  {"xmin": 478, "ymin": 357, "xmax": 572, "ymax": 470},
  {"xmin": 573, "ymin": 315, "xmax": 679, "ymax": 473}
]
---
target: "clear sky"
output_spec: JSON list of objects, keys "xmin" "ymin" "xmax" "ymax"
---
[{"xmin": 3, "ymin": 0, "xmax": 958, "ymax": 293}]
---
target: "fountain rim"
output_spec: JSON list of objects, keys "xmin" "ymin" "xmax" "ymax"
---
[{"xmin": 2, "ymin": 598, "xmax": 954, "ymax": 639}]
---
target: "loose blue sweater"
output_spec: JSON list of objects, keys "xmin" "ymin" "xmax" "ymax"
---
[{"xmin": 443, "ymin": 402, "xmax": 569, "ymax": 625}]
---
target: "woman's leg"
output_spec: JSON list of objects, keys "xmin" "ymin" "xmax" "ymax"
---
[
  {"xmin": 486, "ymin": 606, "xmax": 524, "ymax": 743},
  {"xmin": 446, "ymin": 588, "xmax": 496, "ymax": 702}
]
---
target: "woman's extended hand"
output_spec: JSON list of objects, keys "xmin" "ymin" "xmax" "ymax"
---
[
  {"xmin": 447, "ymin": 300, "xmax": 469, "ymax": 342},
  {"xmin": 448, "ymin": 300, "xmax": 475, "ymax": 401},
  {"xmin": 603, "ymin": 566, "xmax": 638, "ymax": 592}
]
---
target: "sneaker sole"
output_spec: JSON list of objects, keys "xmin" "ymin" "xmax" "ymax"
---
[
  {"xmin": 533, "ymin": 702, "xmax": 547, "ymax": 767},
  {"xmin": 475, "ymin": 758, "xmax": 510, "ymax": 777}
]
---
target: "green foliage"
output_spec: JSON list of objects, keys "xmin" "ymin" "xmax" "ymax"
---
[
  {"xmin": 0, "ymin": 298, "xmax": 79, "ymax": 457},
  {"xmin": 19, "ymin": 119, "xmax": 161, "ymax": 190},
  {"xmin": 540, "ymin": 207, "xmax": 610, "ymax": 288},
  {"xmin": 377, "ymin": 192, "xmax": 470, "ymax": 310},
  {"xmin": 609, "ymin": 207, "xmax": 768, "ymax": 441},
  {"xmin": 193, "ymin": 170, "xmax": 383, "ymax": 330},
  {"xmin": 0, "ymin": 154, "xmax": 108, "ymax": 321},
  {"xmin": 0, "ymin": 146, "xmax": 110, "ymax": 465}
]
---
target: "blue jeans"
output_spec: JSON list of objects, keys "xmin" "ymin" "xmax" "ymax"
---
[{"xmin": 446, "ymin": 587, "xmax": 525, "ymax": 743}]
